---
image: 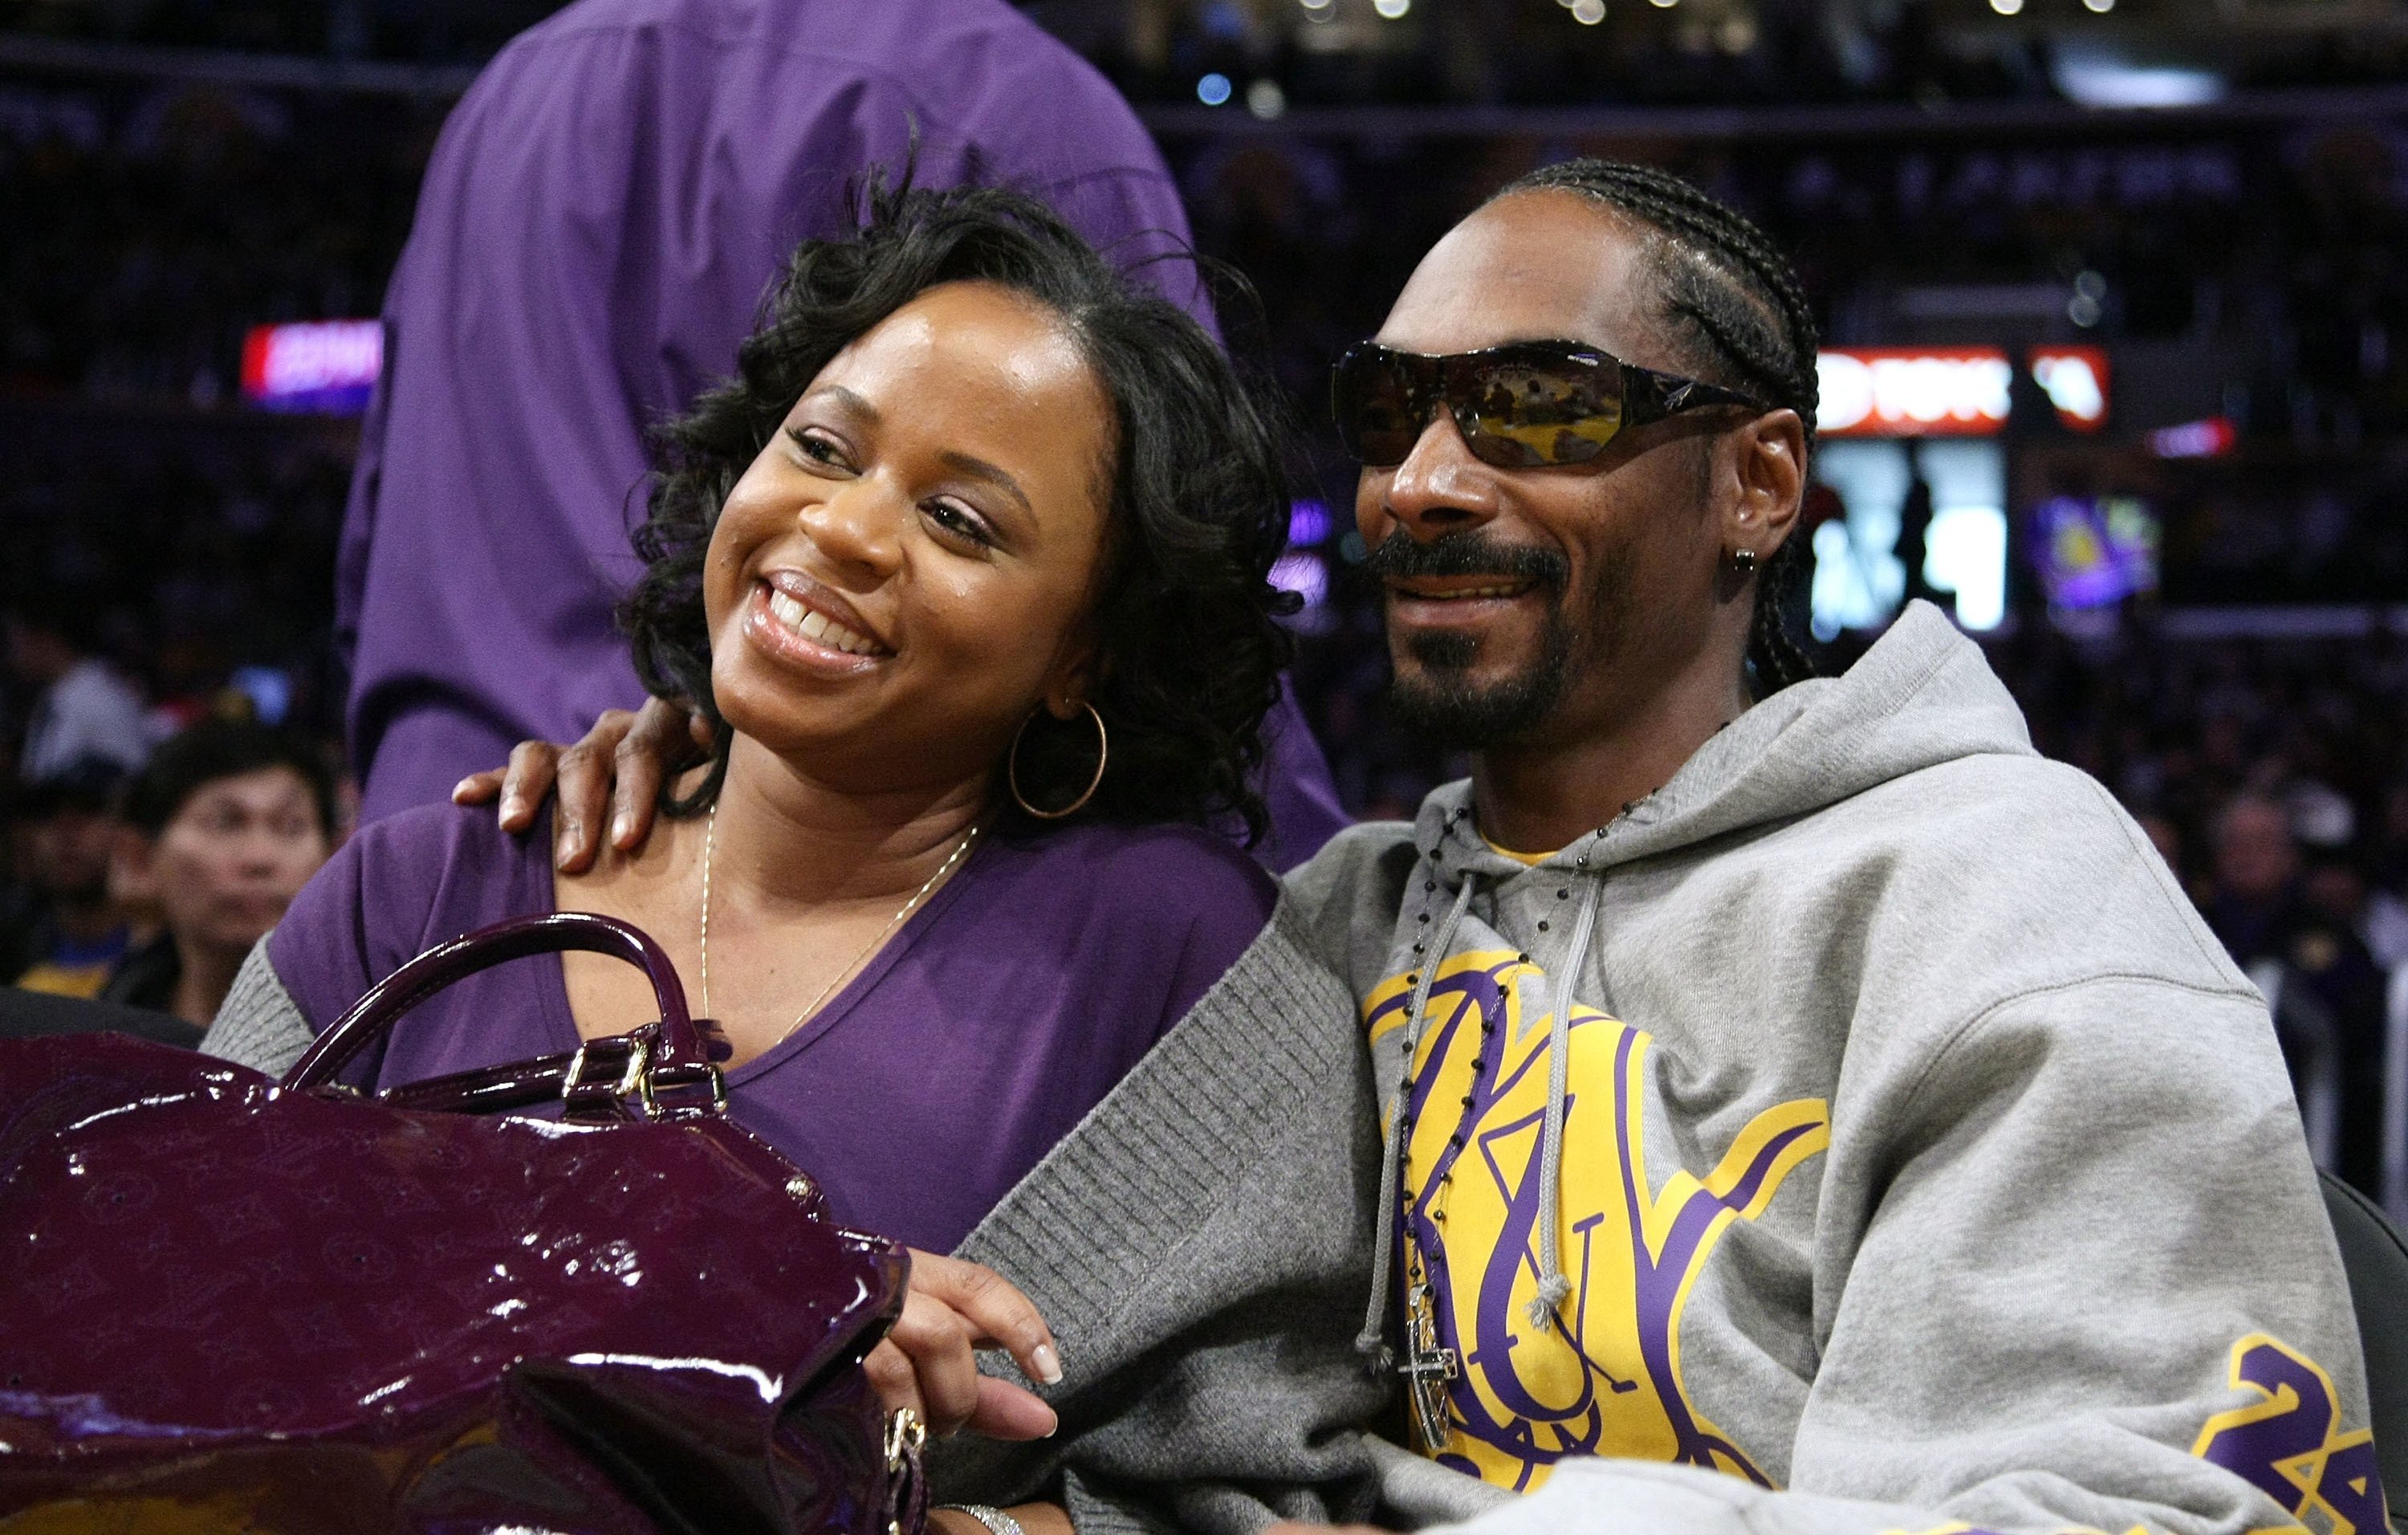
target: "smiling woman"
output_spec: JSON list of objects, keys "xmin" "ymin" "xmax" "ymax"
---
[
  {"xmin": 199, "ymin": 186, "xmax": 1304, "ymax": 1407},
  {"xmin": 625, "ymin": 182, "xmax": 1293, "ymax": 839}
]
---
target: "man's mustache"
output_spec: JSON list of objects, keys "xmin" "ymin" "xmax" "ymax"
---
[{"xmin": 1363, "ymin": 531, "xmax": 1569, "ymax": 589}]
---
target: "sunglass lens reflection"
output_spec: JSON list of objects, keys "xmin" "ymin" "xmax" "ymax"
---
[
  {"xmin": 1340, "ymin": 351, "xmax": 1630, "ymax": 468},
  {"xmin": 1465, "ymin": 364, "xmax": 1624, "ymax": 467}
]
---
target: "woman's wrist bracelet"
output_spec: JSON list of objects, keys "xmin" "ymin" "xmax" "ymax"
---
[{"xmin": 938, "ymin": 1504, "xmax": 1027, "ymax": 1535}]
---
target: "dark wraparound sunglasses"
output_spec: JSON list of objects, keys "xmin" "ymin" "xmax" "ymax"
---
[{"xmin": 1332, "ymin": 339, "xmax": 1770, "ymax": 469}]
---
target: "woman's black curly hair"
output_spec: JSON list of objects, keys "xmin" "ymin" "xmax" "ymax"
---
[{"xmin": 618, "ymin": 178, "xmax": 1296, "ymax": 841}]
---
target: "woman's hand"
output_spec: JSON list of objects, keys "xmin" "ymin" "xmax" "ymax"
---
[
  {"xmin": 449, "ymin": 698, "xmax": 713, "ymax": 872},
  {"xmin": 870, "ymin": 1249, "xmax": 1064, "ymax": 1441}
]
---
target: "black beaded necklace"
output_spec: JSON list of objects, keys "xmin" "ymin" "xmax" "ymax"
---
[{"xmin": 1389, "ymin": 788, "xmax": 1660, "ymax": 1451}]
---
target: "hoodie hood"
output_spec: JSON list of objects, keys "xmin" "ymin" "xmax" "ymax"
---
[{"xmin": 1413, "ymin": 600, "xmax": 2038, "ymax": 880}]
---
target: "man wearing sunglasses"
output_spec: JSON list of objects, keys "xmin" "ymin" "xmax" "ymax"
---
[
  {"xmin": 469, "ymin": 161, "xmax": 2376, "ymax": 1535},
  {"xmin": 1246, "ymin": 159, "xmax": 2377, "ymax": 1535}
]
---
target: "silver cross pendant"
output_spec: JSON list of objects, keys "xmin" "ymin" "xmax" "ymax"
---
[{"xmin": 1399, "ymin": 1282, "xmax": 1460, "ymax": 1451}]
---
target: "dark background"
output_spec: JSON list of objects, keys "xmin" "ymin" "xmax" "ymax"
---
[{"xmin": 5, "ymin": 0, "xmax": 2407, "ymax": 989}]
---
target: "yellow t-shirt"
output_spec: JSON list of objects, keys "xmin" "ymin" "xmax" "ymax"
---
[{"xmin": 1478, "ymin": 834, "xmax": 1556, "ymax": 867}]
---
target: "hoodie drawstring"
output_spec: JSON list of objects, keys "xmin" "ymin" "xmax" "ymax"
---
[
  {"xmin": 1527, "ymin": 874, "xmax": 1605, "ymax": 1330},
  {"xmin": 1357, "ymin": 871, "xmax": 1479, "ymax": 1368}
]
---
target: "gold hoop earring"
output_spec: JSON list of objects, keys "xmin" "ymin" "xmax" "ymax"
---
[{"xmin": 1008, "ymin": 701, "xmax": 1108, "ymax": 820}]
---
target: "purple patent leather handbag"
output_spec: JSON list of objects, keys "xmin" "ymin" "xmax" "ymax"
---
[{"xmin": 0, "ymin": 911, "xmax": 927, "ymax": 1535}]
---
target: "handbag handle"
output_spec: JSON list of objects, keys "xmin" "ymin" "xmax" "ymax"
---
[{"xmin": 283, "ymin": 912, "xmax": 720, "ymax": 1114}]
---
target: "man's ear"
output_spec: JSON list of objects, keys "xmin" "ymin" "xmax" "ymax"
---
[{"xmin": 1727, "ymin": 408, "xmax": 1808, "ymax": 560}]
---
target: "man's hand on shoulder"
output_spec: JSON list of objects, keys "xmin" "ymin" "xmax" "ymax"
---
[{"xmin": 449, "ymin": 697, "xmax": 713, "ymax": 871}]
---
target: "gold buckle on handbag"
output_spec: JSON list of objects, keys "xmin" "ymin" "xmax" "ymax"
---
[
  {"xmin": 884, "ymin": 1406, "xmax": 925, "ymax": 1472},
  {"xmin": 883, "ymin": 1405, "xmax": 927, "ymax": 1535},
  {"xmin": 559, "ymin": 1034, "xmax": 653, "ymax": 1121},
  {"xmin": 637, "ymin": 1058, "xmax": 727, "ymax": 1121}
]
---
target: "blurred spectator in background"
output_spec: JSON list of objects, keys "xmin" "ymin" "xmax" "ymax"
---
[
  {"xmin": 2300, "ymin": 849, "xmax": 2408, "ymax": 974},
  {"xmin": 6, "ymin": 589, "xmax": 152, "ymax": 781},
  {"xmin": 4, "ymin": 759, "xmax": 132, "ymax": 996},
  {"xmin": 100, "ymin": 719, "xmax": 336, "ymax": 1032},
  {"xmin": 2207, "ymin": 794, "xmax": 2308, "ymax": 961},
  {"xmin": 338, "ymin": 0, "xmax": 1340, "ymax": 867},
  {"xmin": 1896, "ymin": 461, "xmax": 1938, "ymax": 611},
  {"xmin": 2206, "ymin": 792, "xmax": 2388, "ymax": 1191}
]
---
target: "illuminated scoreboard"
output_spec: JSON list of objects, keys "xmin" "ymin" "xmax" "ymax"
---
[
  {"xmin": 1815, "ymin": 346, "xmax": 2109, "ymax": 438},
  {"xmin": 241, "ymin": 320, "xmax": 383, "ymax": 414},
  {"xmin": 1816, "ymin": 347, "xmax": 2014, "ymax": 436}
]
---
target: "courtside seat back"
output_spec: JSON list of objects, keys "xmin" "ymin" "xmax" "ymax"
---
[{"xmin": 2321, "ymin": 1170, "xmax": 2408, "ymax": 1522}]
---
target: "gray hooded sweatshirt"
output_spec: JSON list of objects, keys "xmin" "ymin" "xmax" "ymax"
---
[{"xmin": 1277, "ymin": 600, "xmax": 2382, "ymax": 1535}]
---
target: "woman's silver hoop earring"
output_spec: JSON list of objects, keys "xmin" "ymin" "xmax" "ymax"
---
[{"xmin": 1009, "ymin": 701, "xmax": 1108, "ymax": 820}]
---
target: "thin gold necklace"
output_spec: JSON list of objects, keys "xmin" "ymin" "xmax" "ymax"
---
[{"xmin": 698, "ymin": 800, "xmax": 980, "ymax": 1034}]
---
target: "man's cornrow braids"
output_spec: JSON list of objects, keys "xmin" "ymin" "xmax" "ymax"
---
[{"xmin": 1496, "ymin": 159, "xmax": 1821, "ymax": 693}]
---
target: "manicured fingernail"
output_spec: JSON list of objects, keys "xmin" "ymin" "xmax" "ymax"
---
[
  {"xmin": 1031, "ymin": 1344, "xmax": 1062, "ymax": 1385},
  {"xmin": 501, "ymin": 795, "xmax": 523, "ymax": 820},
  {"xmin": 611, "ymin": 812, "xmax": 633, "ymax": 845},
  {"xmin": 451, "ymin": 777, "xmax": 477, "ymax": 802}
]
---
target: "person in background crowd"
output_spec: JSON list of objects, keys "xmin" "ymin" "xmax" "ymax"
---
[
  {"xmin": 2207, "ymin": 792, "xmax": 2388, "ymax": 1191},
  {"xmin": 6, "ymin": 590, "xmax": 152, "ymax": 782},
  {"xmin": 2208, "ymin": 794, "xmax": 2310, "ymax": 959},
  {"xmin": 341, "ymin": 0, "xmax": 1345, "ymax": 866},
  {"xmin": 2304, "ymin": 846, "xmax": 2408, "ymax": 972},
  {"xmin": 5, "ymin": 759, "xmax": 132, "ymax": 997},
  {"xmin": 101, "ymin": 720, "xmax": 336, "ymax": 1033},
  {"xmin": 2369, "ymin": 781, "xmax": 2408, "ymax": 896}
]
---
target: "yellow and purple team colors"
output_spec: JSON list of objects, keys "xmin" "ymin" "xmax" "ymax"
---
[
  {"xmin": 1369, "ymin": 950, "xmax": 2389, "ymax": 1535},
  {"xmin": 1365, "ymin": 947, "xmax": 1829, "ymax": 1493}
]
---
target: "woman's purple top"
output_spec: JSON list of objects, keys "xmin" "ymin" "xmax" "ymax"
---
[{"xmin": 267, "ymin": 803, "xmax": 1275, "ymax": 1253}]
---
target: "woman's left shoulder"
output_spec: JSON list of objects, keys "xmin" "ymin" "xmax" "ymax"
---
[
  {"xmin": 1059, "ymin": 820, "xmax": 1276, "ymax": 916},
  {"xmin": 1017, "ymin": 824, "xmax": 1277, "ymax": 1027}
]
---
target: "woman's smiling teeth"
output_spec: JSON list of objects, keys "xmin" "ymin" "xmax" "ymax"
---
[{"xmin": 767, "ymin": 588, "xmax": 883, "ymax": 656}]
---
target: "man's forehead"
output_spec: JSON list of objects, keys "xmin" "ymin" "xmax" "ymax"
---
[{"xmin": 1373, "ymin": 191, "xmax": 1670, "ymax": 367}]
